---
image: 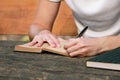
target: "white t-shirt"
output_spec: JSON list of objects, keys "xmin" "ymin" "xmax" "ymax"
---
[{"xmin": 49, "ymin": 0, "xmax": 120, "ymax": 37}]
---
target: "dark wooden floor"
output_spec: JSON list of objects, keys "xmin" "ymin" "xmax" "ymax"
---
[{"xmin": 0, "ymin": 41, "xmax": 120, "ymax": 80}]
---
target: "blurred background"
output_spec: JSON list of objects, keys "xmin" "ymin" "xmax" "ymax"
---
[{"xmin": 0, "ymin": 0, "xmax": 77, "ymax": 41}]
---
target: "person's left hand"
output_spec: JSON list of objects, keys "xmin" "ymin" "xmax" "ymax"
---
[{"xmin": 64, "ymin": 37, "xmax": 104, "ymax": 57}]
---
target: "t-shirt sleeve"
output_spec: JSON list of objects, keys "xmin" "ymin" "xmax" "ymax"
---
[{"xmin": 49, "ymin": 0, "xmax": 61, "ymax": 2}]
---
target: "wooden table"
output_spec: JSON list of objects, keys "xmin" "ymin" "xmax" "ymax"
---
[{"xmin": 0, "ymin": 40, "xmax": 120, "ymax": 80}]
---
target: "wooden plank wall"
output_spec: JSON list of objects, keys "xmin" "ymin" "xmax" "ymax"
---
[
  {"xmin": 0, "ymin": 0, "xmax": 77, "ymax": 36},
  {"xmin": 52, "ymin": 1, "xmax": 77, "ymax": 36}
]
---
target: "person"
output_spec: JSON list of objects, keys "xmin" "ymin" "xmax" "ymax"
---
[{"xmin": 28, "ymin": 0, "xmax": 120, "ymax": 57}]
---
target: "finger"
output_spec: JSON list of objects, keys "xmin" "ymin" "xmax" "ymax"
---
[
  {"xmin": 44, "ymin": 35, "xmax": 56, "ymax": 47},
  {"xmin": 69, "ymin": 48, "xmax": 88, "ymax": 57},
  {"xmin": 29, "ymin": 41, "xmax": 36, "ymax": 46},
  {"xmin": 36, "ymin": 38, "xmax": 44, "ymax": 47},
  {"xmin": 64, "ymin": 38, "xmax": 78, "ymax": 49},
  {"xmin": 29, "ymin": 35, "xmax": 43, "ymax": 46},
  {"xmin": 49, "ymin": 35, "xmax": 60, "ymax": 47},
  {"xmin": 67, "ymin": 42, "xmax": 86, "ymax": 53},
  {"xmin": 29, "ymin": 38, "xmax": 38, "ymax": 46}
]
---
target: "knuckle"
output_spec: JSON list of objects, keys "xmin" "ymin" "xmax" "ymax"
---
[
  {"xmin": 78, "ymin": 42, "xmax": 86, "ymax": 48},
  {"xmin": 34, "ymin": 35, "xmax": 39, "ymax": 39},
  {"xmin": 67, "ymin": 47, "xmax": 73, "ymax": 53},
  {"xmin": 47, "ymin": 39, "xmax": 54, "ymax": 44},
  {"xmin": 81, "ymin": 48, "xmax": 88, "ymax": 53}
]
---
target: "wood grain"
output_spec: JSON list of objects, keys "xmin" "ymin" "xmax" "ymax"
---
[
  {"xmin": 52, "ymin": 1, "xmax": 77, "ymax": 36},
  {"xmin": 0, "ymin": 0, "xmax": 38, "ymax": 34},
  {"xmin": 0, "ymin": 41, "xmax": 120, "ymax": 80},
  {"xmin": 0, "ymin": 0, "xmax": 77, "ymax": 35}
]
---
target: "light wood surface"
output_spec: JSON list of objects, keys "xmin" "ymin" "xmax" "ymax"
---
[
  {"xmin": 0, "ymin": 0, "xmax": 38, "ymax": 34},
  {"xmin": 0, "ymin": 0, "xmax": 77, "ymax": 35},
  {"xmin": 52, "ymin": 1, "xmax": 77, "ymax": 36}
]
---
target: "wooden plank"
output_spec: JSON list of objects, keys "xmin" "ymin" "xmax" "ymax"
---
[
  {"xmin": 0, "ymin": 0, "xmax": 38, "ymax": 34},
  {"xmin": 0, "ymin": 41, "xmax": 120, "ymax": 80},
  {"xmin": 0, "ymin": 0, "xmax": 77, "ymax": 35},
  {"xmin": 52, "ymin": 1, "xmax": 77, "ymax": 36}
]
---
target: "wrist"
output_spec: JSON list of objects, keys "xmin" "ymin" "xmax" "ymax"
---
[
  {"xmin": 32, "ymin": 23, "xmax": 52, "ymax": 32},
  {"xmin": 36, "ymin": 29, "xmax": 51, "ymax": 36},
  {"xmin": 29, "ymin": 24, "xmax": 51, "ymax": 40},
  {"xmin": 98, "ymin": 36, "xmax": 120, "ymax": 54},
  {"xmin": 98, "ymin": 37, "xmax": 109, "ymax": 53}
]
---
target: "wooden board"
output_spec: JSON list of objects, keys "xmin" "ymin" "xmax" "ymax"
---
[{"xmin": 0, "ymin": 0, "xmax": 77, "ymax": 35}]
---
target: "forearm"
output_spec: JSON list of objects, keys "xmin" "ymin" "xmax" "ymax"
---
[
  {"xmin": 29, "ymin": 0, "xmax": 60, "ymax": 40},
  {"xmin": 99, "ymin": 35, "xmax": 120, "ymax": 53}
]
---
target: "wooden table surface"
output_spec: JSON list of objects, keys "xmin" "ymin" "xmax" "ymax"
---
[{"xmin": 0, "ymin": 40, "xmax": 120, "ymax": 80}]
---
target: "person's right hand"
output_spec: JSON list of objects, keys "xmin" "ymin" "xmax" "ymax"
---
[{"xmin": 29, "ymin": 30, "xmax": 60, "ymax": 47}]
